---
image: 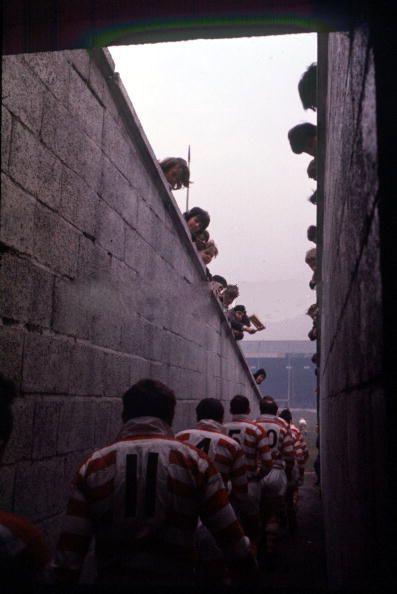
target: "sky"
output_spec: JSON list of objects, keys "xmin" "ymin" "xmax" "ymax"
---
[{"xmin": 109, "ymin": 34, "xmax": 317, "ymax": 340}]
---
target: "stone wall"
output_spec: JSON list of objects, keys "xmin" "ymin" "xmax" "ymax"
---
[
  {"xmin": 0, "ymin": 48, "xmax": 260, "ymax": 546},
  {"xmin": 319, "ymin": 27, "xmax": 389, "ymax": 589}
]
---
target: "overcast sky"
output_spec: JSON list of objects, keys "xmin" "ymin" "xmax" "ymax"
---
[{"xmin": 110, "ymin": 34, "xmax": 317, "ymax": 339}]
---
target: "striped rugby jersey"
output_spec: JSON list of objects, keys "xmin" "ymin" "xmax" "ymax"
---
[
  {"xmin": 290, "ymin": 423, "xmax": 309, "ymax": 471},
  {"xmin": 223, "ymin": 415, "xmax": 272, "ymax": 479},
  {"xmin": 0, "ymin": 511, "xmax": 51, "ymax": 582},
  {"xmin": 176, "ymin": 419, "xmax": 259, "ymax": 539},
  {"xmin": 53, "ymin": 416, "xmax": 253, "ymax": 583},
  {"xmin": 255, "ymin": 414, "xmax": 295, "ymax": 470}
]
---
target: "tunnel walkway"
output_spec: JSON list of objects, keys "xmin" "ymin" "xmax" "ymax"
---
[{"xmin": 259, "ymin": 472, "xmax": 327, "ymax": 592}]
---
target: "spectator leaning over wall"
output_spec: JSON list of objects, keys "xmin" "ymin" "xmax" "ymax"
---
[
  {"xmin": 220, "ymin": 284, "xmax": 239, "ymax": 310},
  {"xmin": 288, "ymin": 123, "xmax": 317, "ymax": 157},
  {"xmin": 53, "ymin": 379, "xmax": 257, "ymax": 587},
  {"xmin": 305, "ymin": 247, "xmax": 317, "ymax": 289},
  {"xmin": 228, "ymin": 305, "xmax": 257, "ymax": 340},
  {"xmin": 307, "ymin": 225, "xmax": 317, "ymax": 244},
  {"xmin": 183, "ymin": 207, "xmax": 210, "ymax": 240},
  {"xmin": 194, "ymin": 230, "xmax": 210, "ymax": 251},
  {"xmin": 200, "ymin": 239, "xmax": 219, "ymax": 267},
  {"xmin": 211, "ymin": 275, "xmax": 227, "ymax": 298},
  {"xmin": 298, "ymin": 63, "xmax": 317, "ymax": 111},
  {"xmin": 253, "ymin": 369, "xmax": 267, "ymax": 386},
  {"xmin": 0, "ymin": 374, "xmax": 51, "ymax": 587},
  {"xmin": 160, "ymin": 157, "xmax": 191, "ymax": 190},
  {"xmin": 176, "ymin": 398, "xmax": 259, "ymax": 586}
]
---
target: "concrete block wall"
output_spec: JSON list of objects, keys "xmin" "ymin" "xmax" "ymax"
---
[
  {"xmin": 0, "ymin": 49, "xmax": 260, "ymax": 540},
  {"xmin": 320, "ymin": 28, "xmax": 388, "ymax": 589}
]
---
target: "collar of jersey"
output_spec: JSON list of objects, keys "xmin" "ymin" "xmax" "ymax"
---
[
  {"xmin": 256, "ymin": 414, "xmax": 276, "ymax": 421},
  {"xmin": 118, "ymin": 416, "xmax": 174, "ymax": 440},
  {"xmin": 231, "ymin": 414, "xmax": 250, "ymax": 422},
  {"xmin": 196, "ymin": 419, "xmax": 226, "ymax": 434}
]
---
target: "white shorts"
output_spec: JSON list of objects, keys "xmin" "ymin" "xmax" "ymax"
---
[{"xmin": 260, "ymin": 467, "xmax": 287, "ymax": 498}]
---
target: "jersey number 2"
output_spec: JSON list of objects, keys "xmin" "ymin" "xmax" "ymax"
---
[{"xmin": 125, "ymin": 452, "xmax": 158, "ymax": 518}]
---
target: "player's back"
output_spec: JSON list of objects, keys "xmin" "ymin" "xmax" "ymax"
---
[
  {"xmin": 176, "ymin": 419, "xmax": 242, "ymax": 484},
  {"xmin": 55, "ymin": 416, "xmax": 250, "ymax": 584},
  {"xmin": 256, "ymin": 414, "xmax": 294, "ymax": 468},
  {"xmin": 224, "ymin": 414, "xmax": 271, "ymax": 479}
]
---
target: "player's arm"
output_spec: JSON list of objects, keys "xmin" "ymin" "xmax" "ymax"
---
[{"xmin": 52, "ymin": 465, "xmax": 93, "ymax": 584}]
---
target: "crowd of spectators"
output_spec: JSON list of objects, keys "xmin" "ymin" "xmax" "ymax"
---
[
  {"xmin": 160, "ymin": 158, "xmax": 266, "ymax": 343},
  {"xmin": 287, "ymin": 63, "xmax": 319, "ymax": 349}
]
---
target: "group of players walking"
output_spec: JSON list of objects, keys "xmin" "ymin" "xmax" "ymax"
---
[{"xmin": 52, "ymin": 379, "xmax": 309, "ymax": 588}]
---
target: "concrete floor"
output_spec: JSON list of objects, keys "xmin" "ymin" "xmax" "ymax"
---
[{"xmin": 259, "ymin": 472, "xmax": 327, "ymax": 592}]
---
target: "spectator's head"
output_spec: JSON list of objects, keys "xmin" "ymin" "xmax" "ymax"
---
[
  {"xmin": 307, "ymin": 225, "xmax": 317, "ymax": 244},
  {"xmin": 233, "ymin": 304, "xmax": 247, "ymax": 322},
  {"xmin": 308, "ymin": 190, "xmax": 317, "ymax": 205},
  {"xmin": 183, "ymin": 207, "xmax": 210, "ymax": 236},
  {"xmin": 279, "ymin": 408, "xmax": 292, "ymax": 424},
  {"xmin": 200, "ymin": 240, "xmax": 218, "ymax": 266},
  {"xmin": 160, "ymin": 157, "xmax": 190, "ymax": 190},
  {"xmin": 311, "ymin": 353, "xmax": 318, "ymax": 365},
  {"xmin": 196, "ymin": 398, "xmax": 224, "ymax": 423},
  {"xmin": 221, "ymin": 284, "xmax": 239, "ymax": 308},
  {"xmin": 307, "ymin": 158, "xmax": 317, "ymax": 180},
  {"xmin": 211, "ymin": 275, "xmax": 227, "ymax": 297},
  {"xmin": 194, "ymin": 230, "xmax": 210, "ymax": 251},
  {"xmin": 305, "ymin": 248, "xmax": 317, "ymax": 271},
  {"xmin": 259, "ymin": 396, "xmax": 278, "ymax": 415},
  {"xmin": 122, "ymin": 379, "xmax": 176, "ymax": 426},
  {"xmin": 288, "ymin": 123, "xmax": 317, "ymax": 156},
  {"xmin": 306, "ymin": 303, "xmax": 318, "ymax": 320},
  {"xmin": 253, "ymin": 368, "xmax": 267, "ymax": 385},
  {"xmin": 230, "ymin": 395, "xmax": 250, "ymax": 415},
  {"xmin": 298, "ymin": 63, "xmax": 317, "ymax": 111},
  {"xmin": 0, "ymin": 374, "xmax": 17, "ymax": 461}
]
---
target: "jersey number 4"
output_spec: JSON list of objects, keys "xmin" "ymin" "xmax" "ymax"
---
[{"xmin": 125, "ymin": 453, "xmax": 158, "ymax": 518}]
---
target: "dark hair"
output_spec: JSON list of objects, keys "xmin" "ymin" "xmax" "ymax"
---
[
  {"xmin": 233, "ymin": 304, "xmax": 246, "ymax": 314},
  {"xmin": 160, "ymin": 157, "xmax": 190, "ymax": 190},
  {"xmin": 307, "ymin": 225, "xmax": 317, "ymax": 243},
  {"xmin": 288, "ymin": 123, "xmax": 317, "ymax": 154},
  {"xmin": 253, "ymin": 368, "xmax": 267, "ymax": 380},
  {"xmin": 0, "ymin": 374, "xmax": 17, "ymax": 445},
  {"xmin": 183, "ymin": 207, "xmax": 210, "ymax": 234},
  {"xmin": 298, "ymin": 63, "xmax": 317, "ymax": 110},
  {"xmin": 279, "ymin": 408, "xmax": 292, "ymax": 423},
  {"xmin": 212, "ymin": 275, "xmax": 227, "ymax": 287},
  {"xmin": 230, "ymin": 395, "xmax": 250, "ymax": 415},
  {"xmin": 308, "ymin": 190, "xmax": 317, "ymax": 205},
  {"xmin": 196, "ymin": 398, "xmax": 224, "ymax": 423},
  {"xmin": 122, "ymin": 379, "xmax": 176, "ymax": 425},
  {"xmin": 259, "ymin": 396, "xmax": 278, "ymax": 415}
]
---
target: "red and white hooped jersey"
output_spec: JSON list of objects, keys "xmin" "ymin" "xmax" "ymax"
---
[
  {"xmin": 255, "ymin": 414, "xmax": 295, "ymax": 469},
  {"xmin": 223, "ymin": 414, "xmax": 272, "ymax": 479},
  {"xmin": 176, "ymin": 420, "xmax": 258, "ymax": 529},
  {"xmin": 290, "ymin": 423, "xmax": 309, "ymax": 469},
  {"xmin": 53, "ymin": 416, "xmax": 252, "ymax": 583}
]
